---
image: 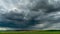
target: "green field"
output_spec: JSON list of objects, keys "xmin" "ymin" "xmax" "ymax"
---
[{"xmin": 0, "ymin": 31, "xmax": 60, "ymax": 34}]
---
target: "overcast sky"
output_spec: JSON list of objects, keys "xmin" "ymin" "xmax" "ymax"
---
[{"xmin": 0, "ymin": 0, "xmax": 60, "ymax": 30}]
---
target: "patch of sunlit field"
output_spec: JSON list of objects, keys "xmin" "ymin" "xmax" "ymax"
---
[{"xmin": 0, "ymin": 30, "xmax": 60, "ymax": 34}]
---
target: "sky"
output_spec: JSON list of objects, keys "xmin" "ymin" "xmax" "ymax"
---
[{"xmin": 0, "ymin": 0, "xmax": 60, "ymax": 30}]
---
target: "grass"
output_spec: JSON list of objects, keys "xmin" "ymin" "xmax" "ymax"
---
[{"xmin": 0, "ymin": 30, "xmax": 60, "ymax": 34}]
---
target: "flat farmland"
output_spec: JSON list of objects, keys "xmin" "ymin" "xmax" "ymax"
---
[{"xmin": 0, "ymin": 30, "xmax": 60, "ymax": 34}]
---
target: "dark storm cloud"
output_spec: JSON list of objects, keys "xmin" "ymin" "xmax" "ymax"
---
[{"xmin": 0, "ymin": 0, "xmax": 60, "ymax": 30}]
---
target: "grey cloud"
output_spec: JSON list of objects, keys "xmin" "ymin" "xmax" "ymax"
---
[{"xmin": 0, "ymin": 0, "xmax": 60, "ymax": 30}]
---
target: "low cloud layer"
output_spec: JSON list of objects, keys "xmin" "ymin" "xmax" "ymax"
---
[{"xmin": 0, "ymin": 0, "xmax": 60, "ymax": 30}]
